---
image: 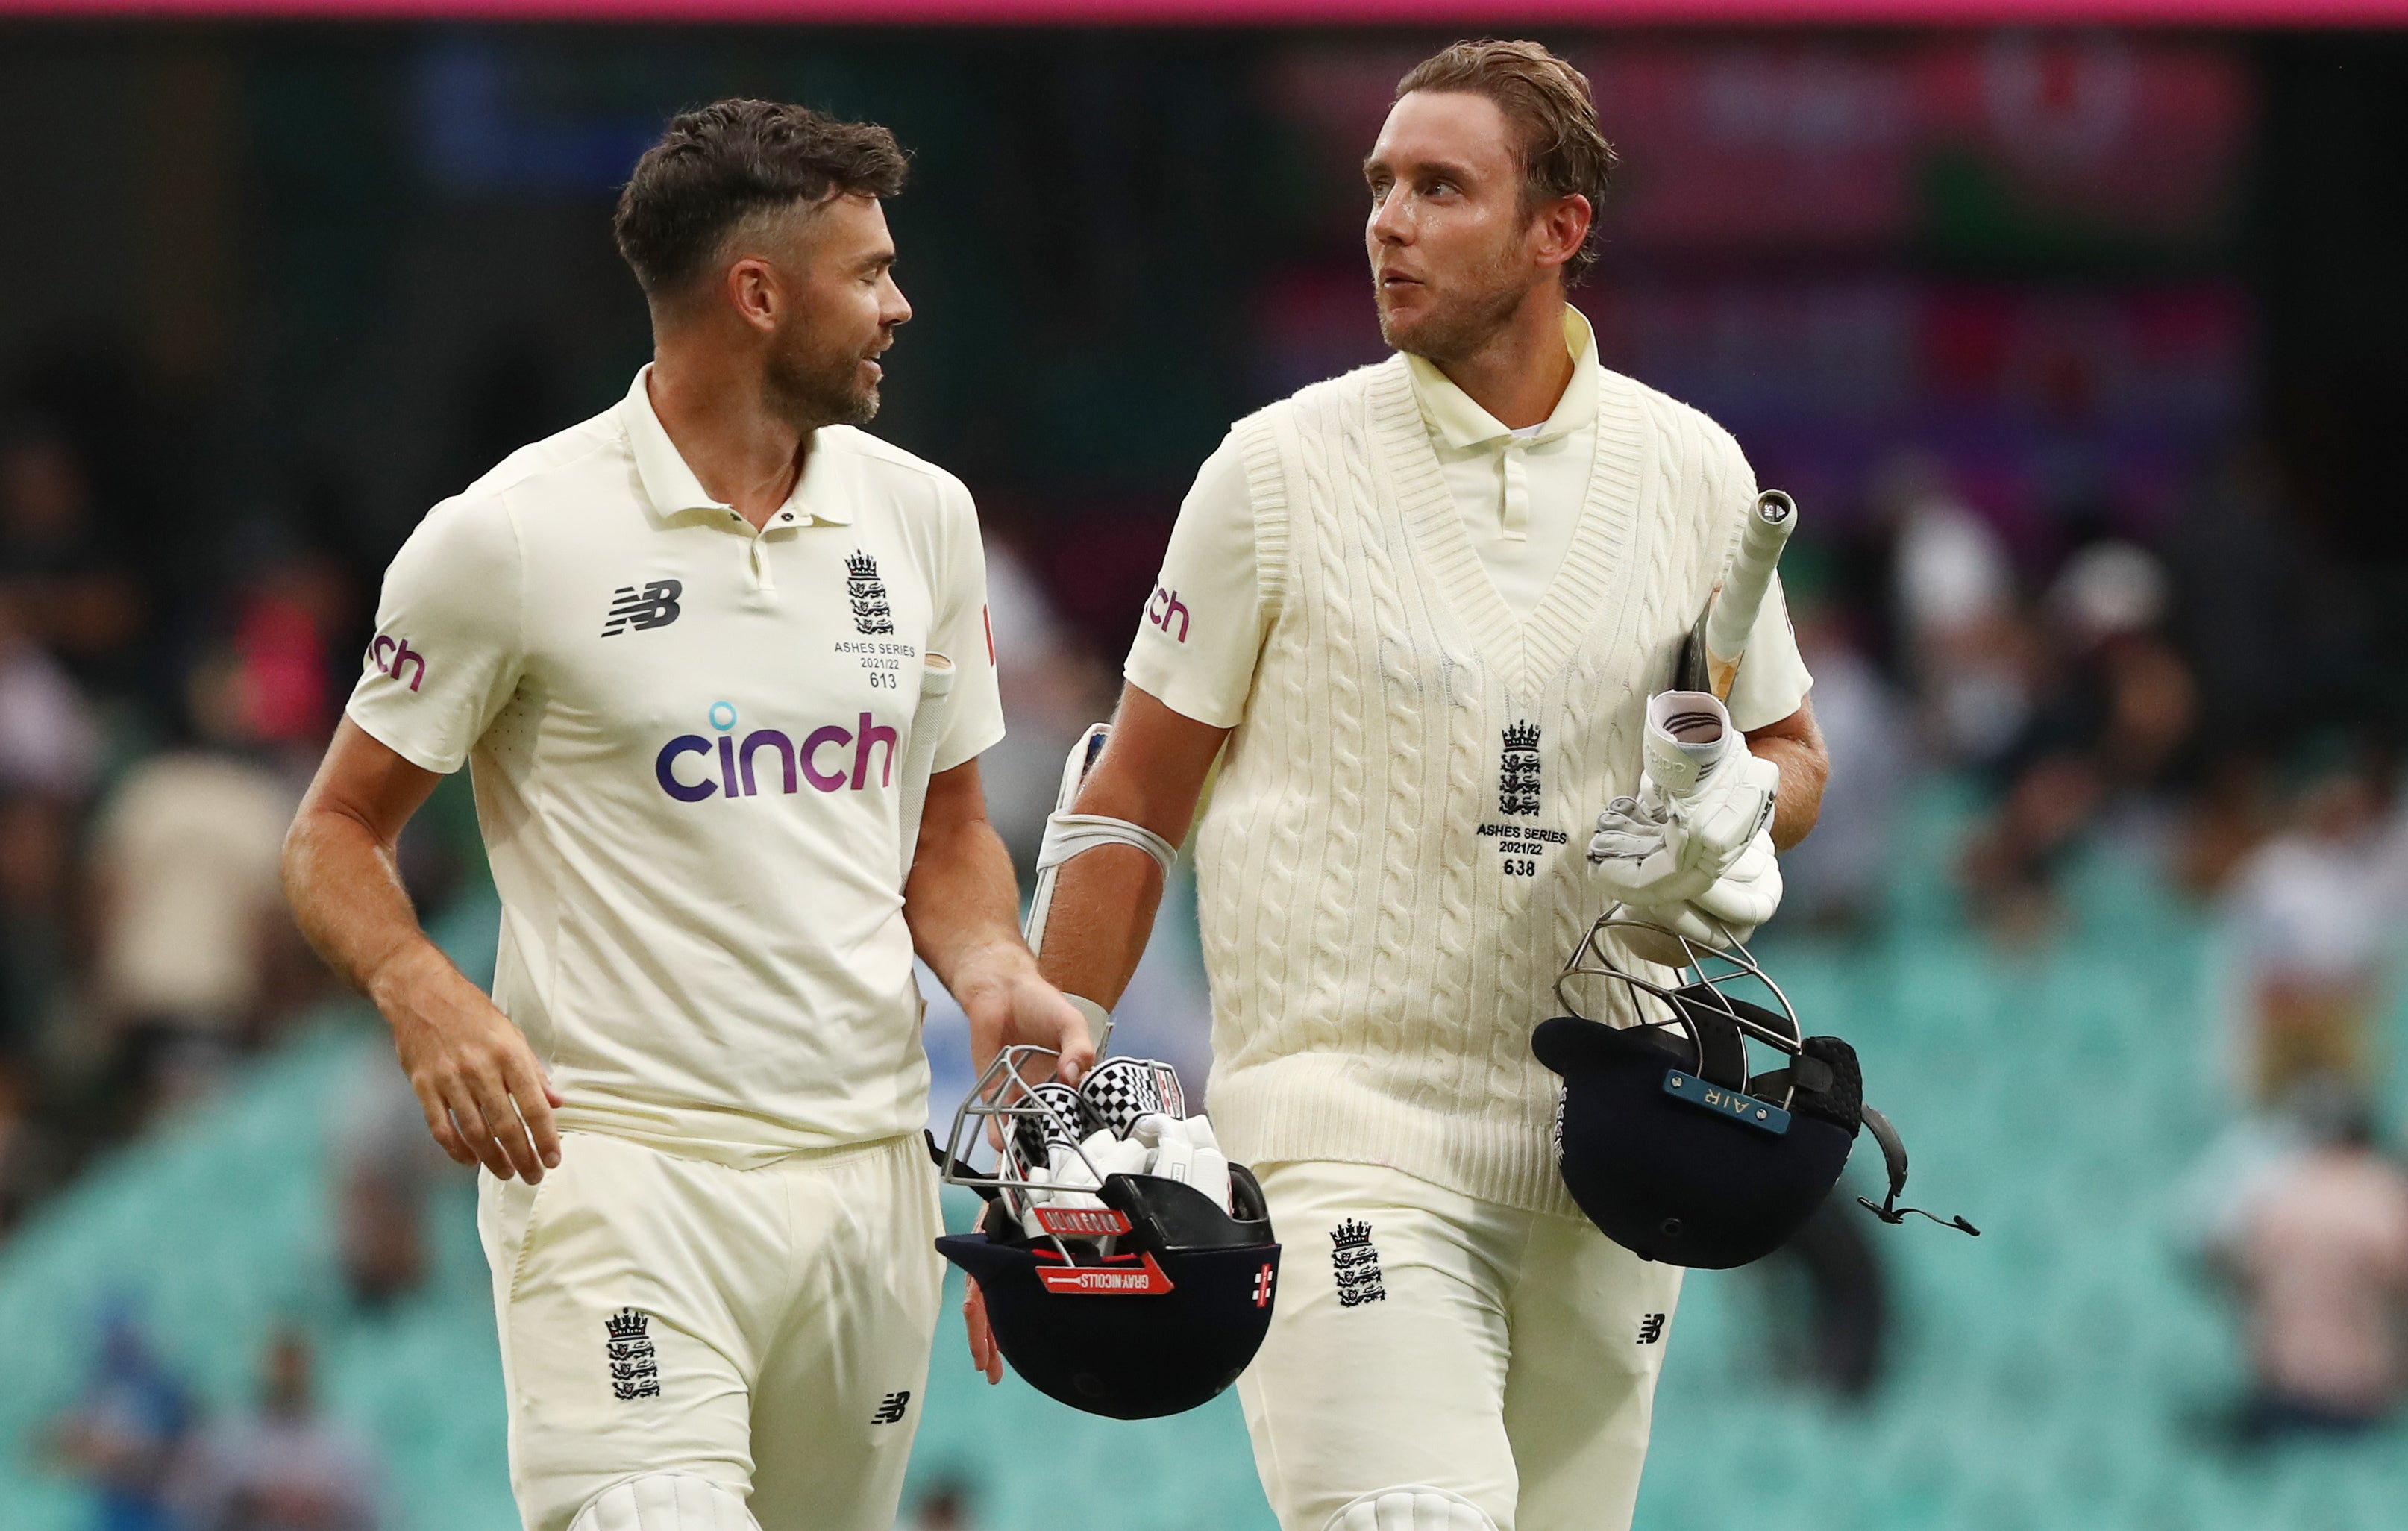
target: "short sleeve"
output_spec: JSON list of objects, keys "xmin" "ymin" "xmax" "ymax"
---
[
  {"xmin": 1726, "ymin": 575, "xmax": 1813, "ymax": 733},
  {"xmin": 1123, "ymin": 436, "xmax": 1266, "ymax": 729},
  {"xmin": 1702, "ymin": 427, "xmax": 1814, "ymax": 733},
  {"xmin": 928, "ymin": 480, "xmax": 1007, "ymax": 774},
  {"xmin": 345, "ymin": 495, "xmax": 526, "ymax": 774}
]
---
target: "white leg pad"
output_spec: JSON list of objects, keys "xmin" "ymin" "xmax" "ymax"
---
[
  {"xmin": 568, "ymin": 1474, "xmax": 762, "ymax": 1531},
  {"xmin": 1322, "ymin": 1485, "xmax": 1500, "ymax": 1531}
]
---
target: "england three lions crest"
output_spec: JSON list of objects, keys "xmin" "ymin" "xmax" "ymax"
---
[
  {"xmin": 1331, "ymin": 1218, "xmax": 1387, "ymax": 1308},
  {"xmin": 604, "ymin": 1307, "xmax": 662, "ymax": 1401},
  {"xmin": 1499, "ymin": 721, "xmax": 1541, "ymax": 817},
  {"xmin": 845, "ymin": 551, "xmax": 895, "ymax": 636}
]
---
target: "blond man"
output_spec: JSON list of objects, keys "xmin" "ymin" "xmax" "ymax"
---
[{"xmin": 977, "ymin": 43, "xmax": 1828, "ymax": 1531}]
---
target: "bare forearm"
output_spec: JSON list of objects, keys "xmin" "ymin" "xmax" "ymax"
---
[
  {"xmin": 283, "ymin": 721, "xmax": 561, "ymax": 1181},
  {"xmin": 1755, "ymin": 736, "xmax": 1826, "ymax": 850},
  {"xmin": 1034, "ymin": 686, "xmax": 1226, "ymax": 1011},
  {"xmin": 906, "ymin": 759, "xmax": 1094, "ymax": 1081},
  {"xmin": 1746, "ymin": 701, "xmax": 1829, "ymax": 852},
  {"xmin": 282, "ymin": 808, "xmax": 448, "ymax": 1004},
  {"xmin": 1035, "ymin": 848, "xmax": 1166, "ymax": 1012},
  {"xmin": 905, "ymin": 813, "xmax": 1038, "ymax": 1001}
]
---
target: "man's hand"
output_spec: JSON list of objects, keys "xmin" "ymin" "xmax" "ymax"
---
[
  {"xmin": 955, "ymin": 948, "xmax": 1096, "ymax": 1087},
  {"xmin": 949, "ymin": 954, "xmax": 1138, "ymax": 1386},
  {"xmin": 906, "ymin": 757, "xmax": 1098, "ymax": 1088},
  {"xmin": 965, "ymin": 1277, "xmax": 1005, "ymax": 1384},
  {"xmin": 370, "ymin": 940, "xmax": 562, "ymax": 1183},
  {"xmin": 284, "ymin": 718, "xmax": 568, "ymax": 1186}
]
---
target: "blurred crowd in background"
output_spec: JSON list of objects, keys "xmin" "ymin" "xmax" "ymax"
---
[
  {"xmin": 0, "ymin": 410, "xmax": 340, "ymax": 1212},
  {"xmin": 49, "ymin": 1318, "xmax": 381, "ymax": 1531},
  {"xmin": 2, "ymin": 22, "xmax": 2407, "ymax": 1529}
]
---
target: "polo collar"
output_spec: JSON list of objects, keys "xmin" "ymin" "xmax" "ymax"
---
[
  {"xmin": 616, "ymin": 366, "xmax": 854, "ymax": 530},
  {"xmin": 1405, "ymin": 305, "xmax": 1600, "ymax": 454}
]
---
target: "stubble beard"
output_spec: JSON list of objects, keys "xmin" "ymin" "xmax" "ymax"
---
[
  {"xmin": 765, "ymin": 340, "xmax": 881, "ymax": 433},
  {"xmin": 1376, "ymin": 242, "xmax": 1540, "ymax": 367}
]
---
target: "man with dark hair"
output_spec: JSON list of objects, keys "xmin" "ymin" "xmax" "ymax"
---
[
  {"xmin": 1009, "ymin": 41, "xmax": 1827, "ymax": 1531},
  {"xmin": 284, "ymin": 98, "xmax": 1088, "ymax": 1531}
]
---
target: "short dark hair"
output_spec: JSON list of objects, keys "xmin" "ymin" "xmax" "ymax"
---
[
  {"xmin": 1396, "ymin": 40, "xmax": 1617, "ymax": 284},
  {"xmin": 613, "ymin": 98, "xmax": 909, "ymax": 298}
]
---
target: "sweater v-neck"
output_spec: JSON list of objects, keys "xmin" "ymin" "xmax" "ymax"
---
[{"xmin": 1367, "ymin": 357, "xmax": 1652, "ymax": 705}]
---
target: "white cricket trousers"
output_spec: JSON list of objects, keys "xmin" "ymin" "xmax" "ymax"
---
[
  {"xmin": 477, "ymin": 1130, "xmax": 944, "ymax": 1531},
  {"xmin": 1238, "ymin": 1160, "xmax": 1684, "ymax": 1531}
]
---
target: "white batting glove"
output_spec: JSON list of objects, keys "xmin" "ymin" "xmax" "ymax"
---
[
  {"xmin": 1643, "ymin": 692, "xmax": 1778, "ymax": 883},
  {"xmin": 1017, "ymin": 1128, "xmax": 1151, "ymax": 1238},
  {"xmin": 1588, "ymin": 792, "xmax": 1710, "ymax": 904},
  {"xmin": 1589, "ymin": 692, "xmax": 1779, "ymax": 900},
  {"xmin": 1132, "ymin": 1112, "xmax": 1234, "ymax": 1214},
  {"xmin": 1691, "ymin": 830, "xmax": 1783, "ymax": 930},
  {"xmin": 1614, "ymin": 822, "xmax": 1785, "ymax": 963}
]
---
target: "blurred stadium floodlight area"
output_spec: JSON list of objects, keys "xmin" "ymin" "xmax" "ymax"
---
[{"xmin": 1, "ymin": 8, "xmax": 2407, "ymax": 1531}]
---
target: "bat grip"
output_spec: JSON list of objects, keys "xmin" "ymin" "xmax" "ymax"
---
[{"xmin": 1701, "ymin": 490, "xmax": 1796, "ymax": 677}]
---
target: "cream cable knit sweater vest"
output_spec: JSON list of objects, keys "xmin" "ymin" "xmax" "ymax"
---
[{"xmin": 1198, "ymin": 353, "xmax": 1756, "ymax": 1215}]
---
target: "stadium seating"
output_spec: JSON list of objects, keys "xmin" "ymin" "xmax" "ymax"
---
[{"xmin": 3, "ymin": 790, "xmax": 2405, "ymax": 1530}]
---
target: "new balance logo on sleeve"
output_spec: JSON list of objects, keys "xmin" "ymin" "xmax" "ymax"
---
[
  {"xmin": 602, "ymin": 579, "xmax": 684, "ymax": 636},
  {"xmin": 871, "ymin": 1391, "xmax": 912, "ymax": 1424},
  {"xmin": 1637, "ymin": 1312, "xmax": 1667, "ymax": 1344}
]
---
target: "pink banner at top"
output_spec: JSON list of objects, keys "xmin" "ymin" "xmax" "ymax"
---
[{"xmin": 3, "ymin": 0, "xmax": 2407, "ymax": 21}]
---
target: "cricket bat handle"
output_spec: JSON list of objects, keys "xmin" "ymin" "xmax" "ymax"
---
[{"xmin": 1695, "ymin": 490, "xmax": 1797, "ymax": 703}]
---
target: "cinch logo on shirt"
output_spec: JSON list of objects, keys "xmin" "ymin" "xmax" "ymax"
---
[
  {"xmin": 363, "ymin": 634, "xmax": 427, "ymax": 692},
  {"xmin": 654, "ymin": 702, "xmax": 899, "ymax": 803},
  {"xmin": 1146, "ymin": 584, "xmax": 1190, "ymax": 642}
]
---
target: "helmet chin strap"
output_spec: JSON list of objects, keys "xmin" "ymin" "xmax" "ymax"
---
[
  {"xmin": 1855, "ymin": 1105, "xmax": 1981, "ymax": 1236},
  {"xmin": 927, "ymin": 1130, "xmax": 1000, "ymax": 1204}
]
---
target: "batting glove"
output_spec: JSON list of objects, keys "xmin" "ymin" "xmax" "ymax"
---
[
  {"xmin": 1614, "ymin": 821, "xmax": 1785, "ymax": 964},
  {"xmin": 1589, "ymin": 692, "xmax": 1780, "ymax": 900}
]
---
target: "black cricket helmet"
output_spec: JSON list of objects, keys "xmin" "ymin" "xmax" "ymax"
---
[
  {"xmin": 932, "ymin": 1046, "xmax": 1281, "ymax": 1420},
  {"xmin": 1534, "ymin": 907, "xmax": 1975, "ymax": 1270}
]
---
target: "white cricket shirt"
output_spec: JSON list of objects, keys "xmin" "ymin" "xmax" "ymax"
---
[
  {"xmin": 1129, "ymin": 307, "xmax": 1812, "ymax": 734},
  {"xmin": 348, "ymin": 368, "xmax": 1004, "ymax": 1166}
]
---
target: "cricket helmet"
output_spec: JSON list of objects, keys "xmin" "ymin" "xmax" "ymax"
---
[
  {"xmin": 1535, "ymin": 908, "xmax": 1975, "ymax": 1270},
  {"xmin": 932, "ymin": 1048, "xmax": 1282, "ymax": 1420}
]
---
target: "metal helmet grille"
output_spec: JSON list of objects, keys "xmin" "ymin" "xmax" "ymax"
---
[
  {"xmin": 938, "ymin": 1045, "xmax": 1111, "ymax": 1256},
  {"xmin": 1555, "ymin": 904, "xmax": 1810, "ymax": 1109},
  {"xmin": 1540, "ymin": 904, "xmax": 1978, "ymax": 1263},
  {"xmin": 930, "ymin": 1044, "xmax": 1288, "ymax": 1419}
]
